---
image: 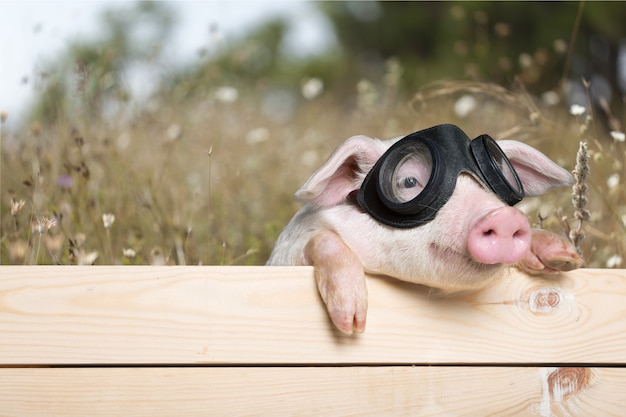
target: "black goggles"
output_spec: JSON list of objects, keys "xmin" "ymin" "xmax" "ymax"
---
[{"xmin": 357, "ymin": 124, "xmax": 524, "ymax": 228}]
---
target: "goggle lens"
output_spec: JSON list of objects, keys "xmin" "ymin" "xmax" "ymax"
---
[
  {"xmin": 474, "ymin": 136, "xmax": 524, "ymax": 205},
  {"xmin": 380, "ymin": 142, "xmax": 432, "ymax": 204}
]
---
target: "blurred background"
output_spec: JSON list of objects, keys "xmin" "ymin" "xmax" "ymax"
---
[{"xmin": 1, "ymin": 1, "xmax": 625, "ymax": 268}]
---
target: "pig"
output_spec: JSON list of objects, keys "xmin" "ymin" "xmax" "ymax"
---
[{"xmin": 267, "ymin": 124, "xmax": 582, "ymax": 334}]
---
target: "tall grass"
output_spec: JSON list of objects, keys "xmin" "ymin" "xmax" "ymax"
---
[{"xmin": 1, "ymin": 63, "xmax": 624, "ymax": 268}]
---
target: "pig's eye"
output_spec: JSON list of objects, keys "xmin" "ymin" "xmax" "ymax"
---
[
  {"xmin": 381, "ymin": 142, "xmax": 433, "ymax": 204},
  {"xmin": 398, "ymin": 177, "xmax": 419, "ymax": 189}
]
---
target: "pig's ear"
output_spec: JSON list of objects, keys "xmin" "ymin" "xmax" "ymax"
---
[
  {"xmin": 498, "ymin": 140, "xmax": 574, "ymax": 196},
  {"xmin": 296, "ymin": 135, "xmax": 384, "ymax": 207}
]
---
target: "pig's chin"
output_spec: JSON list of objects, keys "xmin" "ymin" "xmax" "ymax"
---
[{"xmin": 428, "ymin": 243, "xmax": 505, "ymax": 288}]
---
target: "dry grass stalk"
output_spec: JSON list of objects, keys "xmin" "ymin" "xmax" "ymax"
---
[
  {"xmin": 32, "ymin": 216, "xmax": 57, "ymax": 264},
  {"xmin": 570, "ymin": 141, "xmax": 590, "ymax": 260}
]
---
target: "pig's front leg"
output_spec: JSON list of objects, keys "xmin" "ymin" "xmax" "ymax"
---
[
  {"xmin": 516, "ymin": 229, "xmax": 583, "ymax": 275},
  {"xmin": 304, "ymin": 230, "xmax": 367, "ymax": 334}
]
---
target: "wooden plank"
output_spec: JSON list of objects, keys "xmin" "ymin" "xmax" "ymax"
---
[
  {"xmin": 1, "ymin": 266, "xmax": 625, "ymax": 365},
  {"xmin": 1, "ymin": 366, "xmax": 625, "ymax": 417}
]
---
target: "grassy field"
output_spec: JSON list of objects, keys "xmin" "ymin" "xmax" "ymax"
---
[{"xmin": 1, "ymin": 72, "xmax": 624, "ymax": 269}]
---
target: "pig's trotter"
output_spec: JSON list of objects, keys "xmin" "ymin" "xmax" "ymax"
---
[
  {"xmin": 304, "ymin": 230, "xmax": 368, "ymax": 334},
  {"xmin": 516, "ymin": 229, "xmax": 583, "ymax": 275}
]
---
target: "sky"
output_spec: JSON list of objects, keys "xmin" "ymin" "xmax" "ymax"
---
[{"xmin": 0, "ymin": 1, "xmax": 334, "ymax": 128}]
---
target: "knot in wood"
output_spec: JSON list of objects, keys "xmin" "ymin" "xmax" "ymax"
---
[
  {"xmin": 529, "ymin": 287, "xmax": 561, "ymax": 313},
  {"xmin": 547, "ymin": 368, "xmax": 591, "ymax": 401}
]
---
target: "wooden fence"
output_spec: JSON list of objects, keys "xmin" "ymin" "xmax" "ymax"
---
[{"xmin": 1, "ymin": 266, "xmax": 625, "ymax": 416}]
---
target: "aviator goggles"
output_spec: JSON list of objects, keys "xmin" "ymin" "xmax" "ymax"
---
[{"xmin": 357, "ymin": 124, "xmax": 525, "ymax": 228}]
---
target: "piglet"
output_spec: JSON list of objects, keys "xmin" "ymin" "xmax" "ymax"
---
[{"xmin": 267, "ymin": 124, "xmax": 582, "ymax": 334}]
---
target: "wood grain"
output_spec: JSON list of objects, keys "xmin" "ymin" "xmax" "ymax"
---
[
  {"xmin": 1, "ymin": 366, "xmax": 625, "ymax": 417},
  {"xmin": 1, "ymin": 266, "xmax": 625, "ymax": 365}
]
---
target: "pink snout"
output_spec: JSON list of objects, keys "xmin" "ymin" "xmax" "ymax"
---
[{"xmin": 467, "ymin": 207, "xmax": 531, "ymax": 265}]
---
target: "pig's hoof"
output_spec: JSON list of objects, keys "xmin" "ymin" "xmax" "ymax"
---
[
  {"xmin": 328, "ymin": 304, "xmax": 367, "ymax": 335},
  {"xmin": 517, "ymin": 229, "xmax": 583, "ymax": 274},
  {"xmin": 543, "ymin": 257, "xmax": 582, "ymax": 272}
]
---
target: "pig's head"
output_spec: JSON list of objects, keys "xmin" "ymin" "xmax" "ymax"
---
[{"xmin": 295, "ymin": 124, "xmax": 574, "ymax": 291}]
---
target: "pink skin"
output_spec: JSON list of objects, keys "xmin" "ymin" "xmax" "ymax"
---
[
  {"xmin": 268, "ymin": 134, "xmax": 582, "ymax": 334},
  {"xmin": 467, "ymin": 206, "xmax": 531, "ymax": 265}
]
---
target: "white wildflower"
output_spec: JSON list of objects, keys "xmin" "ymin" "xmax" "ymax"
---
[
  {"xmin": 301, "ymin": 77, "xmax": 324, "ymax": 100},
  {"xmin": 541, "ymin": 91, "xmax": 560, "ymax": 106},
  {"xmin": 301, "ymin": 150, "xmax": 319, "ymax": 167},
  {"xmin": 33, "ymin": 217, "xmax": 57, "ymax": 235},
  {"xmin": 245, "ymin": 127, "xmax": 270, "ymax": 145},
  {"xmin": 610, "ymin": 131, "xmax": 625, "ymax": 142},
  {"xmin": 215, "ymin": 86, "xmax": 238, "ymax": 103},
  {"xmin": 453, "ymin": 95, "xmax": 477, "ymax": 118},
  {"xmin": 10, "ymin": 199, "xmax": 25, "ymax": 216},
  {"xmin": 166, "ymin": 124, "xmax": 182, "ymax": 141},
  {"xmin": 76, "ymin": 250, "xmax": 99, "ymax": 265},
  {"xmin": 150, "ymin": 247, "xmax": 167, "ymax": 265},
  {"xmin": 553, "ymin": 39, "xmax": 568, "ymax": 54},
  {"xmin": 607, "ymin": 173, "xmax": 620, "ymax": 189},
  {"xmin": 518, "ymin": 53, "xmax": 533, "ymax": 69},
  {"xmin": 102, "ymin": 213, "xmax": 115, "ymax": 229},
  {"xmin": 606, "ymin": 254, "xmax": 623, "ymax": 268},
  {"xmin": 569, "ymin": 104, "xmax": 586, "ymax": 116}
]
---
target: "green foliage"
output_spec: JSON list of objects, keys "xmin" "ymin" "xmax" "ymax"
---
[{"xmin": 318, "ymin": 1, "xmax": 626, "ymax": 94}]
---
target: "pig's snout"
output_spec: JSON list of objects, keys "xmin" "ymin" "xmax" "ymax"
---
[{"xmin": 467, "ymin": 207, "xmax": 530, "ymax": 265}]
